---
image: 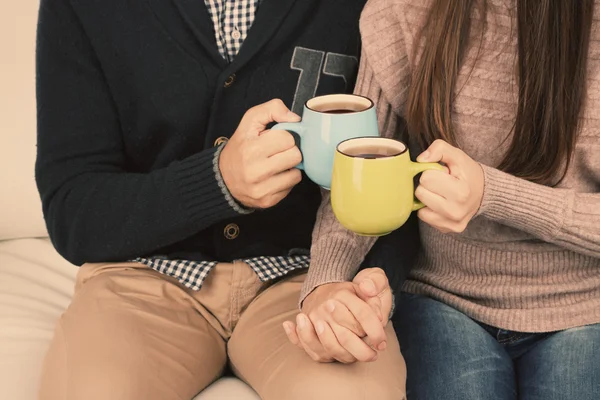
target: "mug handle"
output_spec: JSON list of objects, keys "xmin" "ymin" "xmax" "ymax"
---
[
  {"xmin": 271, "ymin": 122, "xmax": 305, "ymax": 170},
  {"xmin": 409, "ymin": 161, "xmax": 446, "ymax": 211}
]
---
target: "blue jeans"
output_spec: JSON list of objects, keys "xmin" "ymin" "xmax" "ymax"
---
[{"xmin": 394, "ymin": 293, "xmax": 600, "ymax": 400}]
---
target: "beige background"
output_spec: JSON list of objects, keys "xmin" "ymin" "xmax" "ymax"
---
[{"xmin": 0, "ymin": 0, "xmax": 47, "ymax": 240}]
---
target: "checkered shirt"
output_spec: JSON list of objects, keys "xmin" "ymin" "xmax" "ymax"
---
[
  {"xmin": 136, "ymin": 254, "xmax": 310, "ymax": 291},
  {"xmin": 204, "ymin": 0, "xmax": 262, "ymax": 62}
]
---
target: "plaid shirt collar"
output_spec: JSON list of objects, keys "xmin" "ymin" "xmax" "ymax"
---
[{"xmin": 204, "ymin": 0, "xmax": 262, "ymax": 62}]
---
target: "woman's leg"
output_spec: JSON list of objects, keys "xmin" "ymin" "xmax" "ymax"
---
[
  {"xmin": 516, "ymin": 323, "xmax": 600, "ymax": 400},
  {"xmin": 394, "ymin": 293, "xmax": 517, "ymax": 400}
]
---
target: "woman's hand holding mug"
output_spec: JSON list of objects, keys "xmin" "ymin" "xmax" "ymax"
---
[{"xmin": 415, "ymin": 139, "xmax": 484, "ymax": 233}]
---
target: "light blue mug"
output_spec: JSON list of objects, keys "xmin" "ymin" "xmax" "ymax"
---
[{"xmin": 272, "ymin": 94, "xmax": 379, "ymax": 189}]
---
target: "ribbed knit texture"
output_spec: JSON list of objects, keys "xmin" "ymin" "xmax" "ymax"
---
[{"xmin": 302, "ymin": 0, "xmax": 600, "ymax": 332}]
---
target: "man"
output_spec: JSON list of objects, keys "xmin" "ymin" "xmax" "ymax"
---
[{"xmin": 35, "ymin": 0, "xmax": 405, "ymax": 399}]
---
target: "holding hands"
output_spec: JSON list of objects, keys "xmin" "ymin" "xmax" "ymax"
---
[{"xmin": 284, "ymin": 268, "xmax": 392, "ymax": 364}]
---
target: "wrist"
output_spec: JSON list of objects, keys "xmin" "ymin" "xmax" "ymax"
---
[
  {"xmin": 214, "ymin": 144, "xmax": 253, "ymax": 215},
  {"xmin": 472, "ymin": 162, "xmax": 485, "ymax": 217},
  {"xmin": 301, "ymin": 282, "xmax": 340, "ymax": 311}
]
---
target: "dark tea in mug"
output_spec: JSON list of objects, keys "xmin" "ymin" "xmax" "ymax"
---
[
  {"xmin": 321, "ymin": 109, "xmax": 356, "ymax": 114},
  {"xmin": 342, "ymin": 143, "xmax": 404, "ymax": 159}
]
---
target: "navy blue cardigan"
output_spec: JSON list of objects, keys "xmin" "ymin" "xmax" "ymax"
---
[{"xmin": 35, "ymin": 0, "xmax": 366, "ymax": 265}]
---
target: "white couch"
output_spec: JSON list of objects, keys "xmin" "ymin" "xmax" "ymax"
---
[{"xmin": 0, "ymin": 2, "xmax": 260, "ymax": 399}]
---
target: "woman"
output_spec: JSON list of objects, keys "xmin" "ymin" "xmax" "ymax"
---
[{"xmin": 308, "ymin": 0, "xmax": 600, "ymax": 398}]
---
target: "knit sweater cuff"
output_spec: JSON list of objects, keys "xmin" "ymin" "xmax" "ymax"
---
[
  {"xmin": 299, "ymin": 237, "xmax": 365, "ymax": 307},
  {"xmin": 212, "ymin": 145, "xmax": 254, "ymax": 215},
  {"xmin": 477, "ymin": 164, "xmax": 568, "ymax": 240},
  {"xmin": 171, "ymin": 146, "xmax": 252, "ymax": 225}
]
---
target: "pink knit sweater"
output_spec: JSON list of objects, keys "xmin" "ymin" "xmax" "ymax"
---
[{"xmin": 303, "ymin": 0, "xmax": 600, "ymax": 332}]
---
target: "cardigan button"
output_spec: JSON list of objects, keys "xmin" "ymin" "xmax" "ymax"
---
[
  {"xmin": 224, "ymin": 74, "xmax": 236, "ymax": 88},
  {"xmin": 224, "ymin": 223, "xmax": 240, "ymax": 240},
  {"xmin": 214, "ymin": 136, "xmax": 229, "ymax": 147}
]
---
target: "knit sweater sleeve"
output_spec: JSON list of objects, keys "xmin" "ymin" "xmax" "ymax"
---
[
  {"xmin": 478, "ymin": 165, "xmax": 600, "ymax": 258},
  {"xmin": 300, "ymin": 2, "xmax": 411, "ymax": 303},
  {"xmin": 36, "ymin": 0, "xmax": 248, "ymax": 265},
  {"xmin": 300, "ymin": 53, "xmax": 403, "ymax": 304}
]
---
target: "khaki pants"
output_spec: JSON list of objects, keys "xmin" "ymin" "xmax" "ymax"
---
[{"xmin": 39, "ymin": 262, "xmax": 406, "ymax": 399}]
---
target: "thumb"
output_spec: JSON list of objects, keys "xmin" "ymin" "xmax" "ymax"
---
[
  {"xmin": 353, "ymin": 268, "xmax": 389, "ymax": 298},
  {"xmin": 416, "ymin": 139, "xmax": 458, "ymax": 164},
  {"xmin": 244, "ymin": 99, "xmax": 300, "ymax": 135},
  {"xmin": 283, "ymin": 321, "xmax": 301, "ymax": 347}
]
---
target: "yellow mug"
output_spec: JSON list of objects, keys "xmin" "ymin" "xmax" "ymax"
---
[{"xmin": 331, "ymin": 137, "xmax": 445, "ymax": 236}]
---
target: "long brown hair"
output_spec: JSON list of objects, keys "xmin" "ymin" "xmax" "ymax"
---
[{"xmin": 405, "ymin": 0, "xmax": 594, "ymax": 185}]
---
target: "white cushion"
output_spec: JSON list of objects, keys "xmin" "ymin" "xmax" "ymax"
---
[
  {"xmin": 0, "ymin": 1, "xmax": 48, "ymax": 240},
  {"xmin": 0, "ymin": 238, "xmax": 259, "ymax": 399},
  {"xmin": 0, "ymin": 238, "xmax": 77, "ymax": 400},
  {"xmin": 194, "ymin": 378, "xmax": 260, "ymax": 400}
]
